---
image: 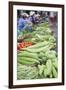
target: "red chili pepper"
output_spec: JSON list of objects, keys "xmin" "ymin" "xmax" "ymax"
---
[{"xmin": 17, "ymin": 41, "xmax": 33, "ymax": 50}]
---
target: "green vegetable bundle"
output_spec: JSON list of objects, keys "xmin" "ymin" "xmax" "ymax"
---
[{"xmin": 17, "ymin": 64, "xmax": 39, "ymax": 79}]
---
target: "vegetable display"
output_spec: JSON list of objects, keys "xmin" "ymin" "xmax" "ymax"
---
[{"xmin": 17, "ymin": 22, "xmax": 58, "ymax": 79}]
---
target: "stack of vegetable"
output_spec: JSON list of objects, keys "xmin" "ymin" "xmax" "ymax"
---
[{"xmin": 17, "ymin": 22, "xmax": 58, "ymax": 79}]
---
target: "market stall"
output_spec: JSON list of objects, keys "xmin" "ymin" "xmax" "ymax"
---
[{"xmin": 17, "ymin": 21, "xmax": 58, "ymax": 79}]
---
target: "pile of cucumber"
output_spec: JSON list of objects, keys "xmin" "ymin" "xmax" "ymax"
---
[{"xmin": 17, "ymin": 22, "xmax": 58, "ymax": 79}]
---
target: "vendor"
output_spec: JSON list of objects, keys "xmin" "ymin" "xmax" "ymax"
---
[
  {"xmin": 34, "ymin": 14, "xmax": 40, "ymax": 24},
  {"xmin": 25, "ymin": 14, "xmax": 33, "ymax": 32},
  {"xmin": 49, "ymin": 12, "xmax": 55, "ymax": 26},
  {"xmin": 17, "ymin": 13, "xmax": 33, "ymax": 36},
  {"xmin": 17, "ymin": 13, "xmax": 27, "ymax": 31},
  {"xmin": 29, "ymin": 11, "xmax": 36, "ymax": 24}
]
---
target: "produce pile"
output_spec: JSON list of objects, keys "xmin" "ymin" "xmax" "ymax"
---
[{"xmin": 17, "ymin": 22, "xmax": 58, "ymax": 80}]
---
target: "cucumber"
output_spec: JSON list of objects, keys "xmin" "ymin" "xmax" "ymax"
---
[
  {"xmin": 44, "ymin": 60, "xmax": 52, "ymax": 76},
  {"xmin": 18, "ymin": 59, "xmax": 36, "ymax": 65},
  {"xmin": 23, "ymin": 45, "xmax": 50, "ymax": 53},
  {"xmin": 23, "ymin": 42, "xmax": 54, "ymax": 53},
  {"xmin": 26, "ymin": 41, "xmax": 49, "ymax": 49},
  {"xmin": 44, "ymin": 68, "xmax": 48, "ymax": 77},
  {"xmin": 52, "ymin": 66, "xmax": 58, "ymax": 78},
  {"xmin": 18, "ymin": 51, "xmax": 38, "ymax": 60},
  {"xmin": 53, "ymin": 61, "xmax": 58, "ymax": 70},
  {"xmin": 38, "ymin": 64, "xmax": 45, "ymax": 76},
  {"xmin": 18, "ymin": 57, "xmax": 40, "ymax": 64}
]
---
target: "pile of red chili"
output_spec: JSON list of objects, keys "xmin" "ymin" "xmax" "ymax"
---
[{"xmin": 17, "ymin": 41, "xmax": 32, "ymax": 50}]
